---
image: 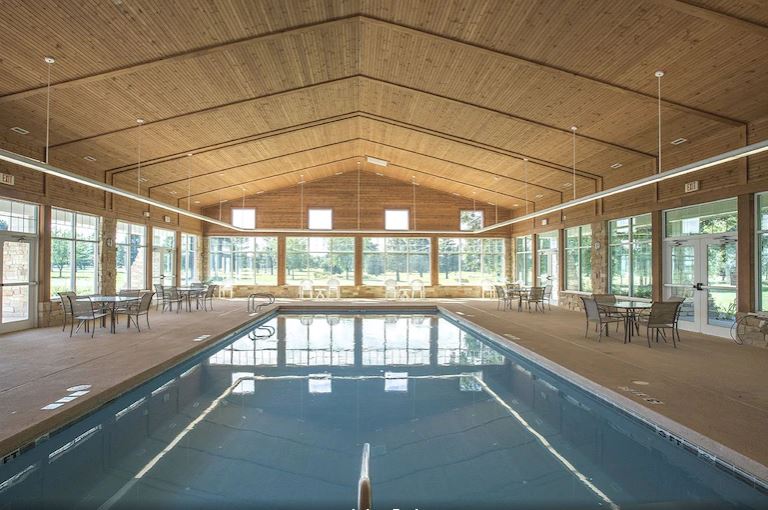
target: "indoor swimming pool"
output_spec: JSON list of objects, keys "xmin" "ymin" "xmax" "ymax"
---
[{"xmin": 0, "ymin": 312, "xmax": 766, "ymax": 509}]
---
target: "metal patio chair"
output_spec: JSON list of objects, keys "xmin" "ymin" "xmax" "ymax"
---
[
  {"xmin": 117, "ymin": 291, "xmax": 154, "ymax": 332},
  {"xmin": 580, "ymin": 296, "xmax": 623, "ymax": 342},
  {"xmin": 57, "ymin": 291, "xmax": 76, "ymax": 333},
  {"xmin": 67, "ymin": 295, "xmax": 109, "ymax": 338},
  {"xmin": 638, "ymin": 301, "xmax": 682, "ymax": 348},
  {"xmin": 523, "ymin": 286, "xmax": 546, "ymax": 313},
  {"xmin": 162, "ymin": 287, "xmax": 183, "ymax": 313}
]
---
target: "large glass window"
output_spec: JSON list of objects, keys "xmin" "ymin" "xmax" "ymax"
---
[
  {"xmin": 564, "ymin": 225, "xmax": 592, "ymax": 292},
  {"xmin": 609, "ymin": 214, "xmax": 652, "ymax": 298},
  {"xmin": 758, "ymin": 194, "xmax": 768, "ymax": 311},
  {"xmin": 514, "ymin": 236, "xmax": 533, "ymax": 285},
  {"xmin": 460, "ymin": 210, "xmax": 483, "ymax": 231},
  {"xmin": 231, "ymin": 208, "xmax": 255, "ymax": 229},
  {"xmin": 0, "ymin": 198, "xmax": 37, "ymax": 234},
  {"xmin": 180, "ymin": 233, "xmax": 199, "ymax": 285},
  {"xmin": 438, "ymin": 238, "xmax": 504, "ymax": 285},
  {"xmin": 50, "ymin": 208, "xmax": 100, "ymax": 296},
  {"xmin": 116, "ymin": 222, "xmax": 146, "ymax": 291},
  {"xmin": 363, "ymin": 238, "xmax": 430, "ymax": 284},
  {"xmin": 537, "ymin": 231, "xmax": 559, "ymax": 302},
  {"xmin": 208, "ymin": 237, "xmax": 277, "ymax": 285},
  {"xmin": 286, "ymin": 237, "xmax": 354, "ymax": 284},
  {"xmin": 665, "ymin": 198, "xmax": 737, "ymax": 237},
  {"xmin": 152, "ymin": 228, "xmax": 176, "ymax": 285}
]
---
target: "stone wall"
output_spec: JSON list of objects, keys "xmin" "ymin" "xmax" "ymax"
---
[
  {"xmin": 214, "ymin": 284, "xmax": 490, "ymax": 299},
  {"xmin": 590, "ymin": 220, "xmax": 609, "ymax": 294}
]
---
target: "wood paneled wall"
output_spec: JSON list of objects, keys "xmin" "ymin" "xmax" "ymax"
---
[{"xmin": 202, "ymin": 172, "xmax": 513, "ymax": 235}]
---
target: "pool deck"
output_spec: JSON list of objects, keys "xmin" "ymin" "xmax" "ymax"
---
[{"xmin": 1, "ymin": 298, "xmax": 767, "ymax": 484}]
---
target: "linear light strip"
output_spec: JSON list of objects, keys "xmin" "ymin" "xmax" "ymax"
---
[{"xmin": 2, "ymin": 139, "xmax": 767, "ymax": 235}]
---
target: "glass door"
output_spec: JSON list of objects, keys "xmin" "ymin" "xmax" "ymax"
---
[
  {"xmin": 0, "ymin": 236, "xmax": 37, "ymax": 332},
  {"xmin": 537, "ymin": 231, "xmax": 559, "ymax": 304},
  {"xmin": 663, "ymin": 236, "xmax": 737, "ymax": 337}
]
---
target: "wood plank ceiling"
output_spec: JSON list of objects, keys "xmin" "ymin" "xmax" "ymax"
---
[{"xmin": 0, "ymin": 0, "xmax": 766, "ymax": 215}]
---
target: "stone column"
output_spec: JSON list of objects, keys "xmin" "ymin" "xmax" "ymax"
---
[
  {"xmin": 200, "ymin": 236, "xmax": 210, "ymax": 282},
  {"xmin": 590, "ymin": 220, "xmax": 608, "ymax": 294}
]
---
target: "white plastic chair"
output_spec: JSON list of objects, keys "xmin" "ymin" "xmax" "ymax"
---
[
  {"xmin": 327, "ymin": 278, "xmax": 341, "ymax": 299},
  {"xmin": 480, "ymin": 280, "xmax": 494, "ymax": 299},
  {"xmin": 384, "ymin": 279, "xmax": 398, "ymax": 300},
  {"xmin": 410, "ymin": 279, "xmax": 425, "ymax": 299},
  {"xmin": 299, "ymin": 279, "xmax": 314, "ymax": 299}
]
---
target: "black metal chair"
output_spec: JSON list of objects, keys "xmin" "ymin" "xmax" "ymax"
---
[
  {"xmin": 67, "ymin": 295, "xmax": 109, "ymax": 338},
  {"xmin": 580, "ymin": 296, "xmax": 624, "ymax": 342},
  {"xmin": 117, "ymin": 292, "xmax": 154, "ymax": 332},
  {"xmin": 201, "ymin": 285, "xmax": 218, "ymax": 311}
]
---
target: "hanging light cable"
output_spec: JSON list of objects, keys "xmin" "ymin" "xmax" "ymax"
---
[
  {"xmin": 43, "ymin": 56, "xmax": 55, "ymax": 164},
  {"xmin": 655, "ymin": 70, "xmax": 665, "ymax": 173},
  {"xmin": 412, "ymin": 176, "xmax": 417, "ymax": 230},
  {"xmin": 524, "ymin": 158, "xmax": 529, "ymax": 215},
  {"xmin": 571, "ymin": 126, "xmax": 578, "ymax": 200},
  {"xmin": 136, "ymin": 118, "xmax": 145, "ymax": 195},
  {"xmin": 186, "ymin": 153, "xmax": 193, "ymax": 210},
  {"xmin": 357, "ymin": 161, "xmax": 361, "ymax": 230},
  {"xmin": 300, "ymin": 175, "xmax": 304, "ymax": 229}
]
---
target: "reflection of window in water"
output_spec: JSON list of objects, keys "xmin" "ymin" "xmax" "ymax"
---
[
  {"xmin": 232, "ymin": 372, "xmax": 255, "ymax": 394},
  {"xmin": 308, "ymin": 373, "xmax": 332, "ymax": 394},
  {"xmin": 460, "ymin": 371, "xmax": 483, "ymax": 392},
  {"xmin": 385, "ymin": 372, "xmax": 408, "ymax": 392}
]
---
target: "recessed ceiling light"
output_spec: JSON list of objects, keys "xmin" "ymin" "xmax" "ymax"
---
[
  {"xmin": 218, "ymin": 173, "xmax": 225, "ymax": 177},
  {"xmin": 375, "ymin": 172, "xmax": 384, "ymax": 176},
  {"xmin": 513, "ymin": 203, "xmax": 519, "ymax": 206},
  {"xmin": 535, "ymin": 194, "xmax": 544, "ymax": 199},
  {"xmin": 169, "ymin": 191, "xmax": 177, "ymax": 194},
  {"xmin": 493, "ymin": 176, "xmax": 500, "ymax": 180},
  {"xmin": 83, "ymin": 155, "xmax": 96, "ymax": 162},
  {"xmin": 138, "ymin": 177, "xmax": 149, "ymax": 182},
  {"xmin": 186, "ymin": 153, "xmax": 194, "ymax": 157},
  {"xmin": 136, "ymin": 118, "xmax": 145, "ymax": 125},
  {"xmin": 451, "ymin": 192, "xmax": 460, "ymax": 196},
  {"xmin": 335, "ymin": 172, "xmax": 343, "ymax": 175},
  {"xmin": 10, "ymin": 127, "xmax": 29, "ymax": 135},
  {"xmin": 44, "ymin": 56, "xmax": 56, "ymax": 64},
  {"xmin": 366, "ymin": 156, "xmax": 388, "ymax": 167},
  {"xmin": 298, "ymin": 180, "xmax": 306, "ymax": 184},
  {"xmin": 610, "ymin": 162, "xmax": 623, "ymax": 169},
  {"xmin": 671, "ymin": 137, "xmax": 687, "ymax": 145},
  {"xmin": 193, "ymin": 200, "xmax": 200, "ymax": 204},
  {"xmin": 488, "ymin": 202, "xmax": 495, "ymax": 206},
  {"xmin": 563, "ymin": 183, "xmax": 572, "ymax": 187},
  {"xmin": 219, "ymin": 199, "xmax": 228, "ymax": 203},
  {"xmin": 256, "ymin": 191, "xmax": 264, "ymax": 194}
]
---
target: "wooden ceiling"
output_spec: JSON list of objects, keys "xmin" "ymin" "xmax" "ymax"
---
[{"xmin": 0, "ymin": 0, "xmax": 766, "ymax": 215}]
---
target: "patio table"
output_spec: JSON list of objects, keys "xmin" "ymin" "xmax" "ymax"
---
[
  {"xmin": 606, "ymin": 300, "xmax": 652, "ymax": 343},
  {"xmin": 79, "ymin": 295, "xmax": 139, "ymax": 333}
]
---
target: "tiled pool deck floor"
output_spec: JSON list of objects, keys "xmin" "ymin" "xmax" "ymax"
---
[{"xmin": 1, "ymin": 298, "xmax": 767, "ymax": 481}]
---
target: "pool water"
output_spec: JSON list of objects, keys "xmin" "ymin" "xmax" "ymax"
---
[{"xmin": 1, "ymin": 313, "xmax": 766, "ymax": 509}]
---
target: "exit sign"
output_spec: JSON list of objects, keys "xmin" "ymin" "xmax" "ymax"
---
[
  {"xmin": 0, "ymin": 173, "xmax": 14, "ymax": 186},
  {"xmin": 684, "ymin": 180, "xmax": 700, "ymax": 193}
]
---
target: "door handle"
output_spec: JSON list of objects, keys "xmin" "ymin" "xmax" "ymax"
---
[{"xmin": 693, "ymin": 283, "xmax": 703, "ymax": 291}]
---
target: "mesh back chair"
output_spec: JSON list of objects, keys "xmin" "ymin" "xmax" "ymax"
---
[
  {"xmin": 666, "ymin": 296, "xmax": 686, "ymax": 343},
  {"xmin": 57, "ymin": 291, "xmax": 76, "ymax": 333},
  {"xmin": 494, "ymin": 285, "xmax": 510, "ymax": 311},
  {"xmin": 639, "ymin": 301, "xmax": 681, "ymax": 348},
  {"xmin": 480, "ymin": 280, "xmax": 495, "ymax": 299},
  {"xmin": 162, "ymin": 287, "xmax": 183, "ymax": 313},
  {"xmin": 117, "ymin": 292, "xmax": 154, "ymax": 332},
  {"xmin": 580, "ymin": 296, "xmax": 623, "ymax": 342},
  {"xmin": 384, "ymin": 279, "xmax": 398, "ymax": 300},
  {"xmin": 67, "ymin": 295, "xmax": 109, "ymax": 338},
  {"xmin": 327, "ymin": 278, "xmax": 341, "ymax": 299},
  {"xmin": 523, "ymin": 286, "xmax": 546, "ymax": 313},
  {"xmin": 542, "ymin": 285, "xmax": 553, "ymax": 310},
  {"xmin": 202, "ymin": 285, "xmax": 218, "ymax": 311},
  {"xmin": 153, "ymin": 284, "xmax": 164, "ymax": 310}
]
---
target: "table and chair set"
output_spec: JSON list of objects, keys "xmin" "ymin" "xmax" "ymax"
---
[
  {"xmin": 580, "ymin": 294, "xmax": 684, "ymax": 348},
  {"xmin": 57, "ymin": 282, "xmax": 219, "ymax": 338},
  {"xmin": 297, "ymin": 278, "xmax": 427, "ymax": 300},
  {"xmin": 494, "ymin": 283, "xmax": 553, "ymax": 313}
]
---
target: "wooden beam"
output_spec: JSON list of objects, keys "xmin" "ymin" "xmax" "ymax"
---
[
  {"xmin": 737, "ymin": 193, "xmax": 755, "ymax": 313},
  {"xmin": 363, "ymin": 16, "xmax": 746, "ymax": 127},
  {"xmin": 656, "ymin": 0, "xmax": 768, "ymax": 40}
]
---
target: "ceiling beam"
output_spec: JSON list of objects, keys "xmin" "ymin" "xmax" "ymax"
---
[
  {"xmin": 654, "ymin": 0, "xmax": 768, "ymax": 39},
  {"xmin": 362, "ymin": 16, "xmax": 746, "ymax": 127},
  {"xmin": 0, "ymin": 16, "xmax": 359, "ymax": 105}
]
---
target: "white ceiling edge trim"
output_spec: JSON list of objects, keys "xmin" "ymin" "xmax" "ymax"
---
[{"xmin": 1, "ymin": 139, "xmax": 767, "ymax": 236}]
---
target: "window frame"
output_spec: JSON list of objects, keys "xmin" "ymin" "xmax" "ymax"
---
[
  {"xmin": 180, "ymin": 233, "xmax": 200, "ymax": 286},
  {"xmin": 514, "ymin": 235, "xmax": 533, "ymax": 286},
  {"xmin": 459, "ymin": 210, "xmax": 484, "ymax": 231},
  {"xmin": 385, "ymin": 209, "xmax": 410, "ymax": 231},
  {"xmin": 564, "ymin": 224, "xmax": 592, "ymax": 292},
  {"xmin": 152, "ymin": 227, "xmax": 177, "ymax": 286},
  {"xmin": 308, "ymin": 208, "xmax": 333, "ymax": 230},
  {"xmin": 757, "ymin": 193, "xmax": 768, "ymax": 312},
  {"xmin": 207, "ymin": 236, "xmax": 278, "ymax": 285},
  {"xmin": 231, "ymin": 207, "xmax": 256, "ymax": 229},
  {"xmin": 115, "ymin": 221, "xmax": 147, "ymax": 291},
  {"xmin": 438, "ymin": 238, "xmax": 505, "ymax": 285},
  {"xmin": 50, "ymin": 207, "xmax": 100, "ymax": 297},
  {"xmin": 362, "ymin": 237, "xmax": 430, "ymax": 285},
  {"xmin": 608, "ymin": 213, "xmax": 652, "ymax": 299},
  {"xmin": 285, "ymin": 236, "xmax": 355, "ymax": 285}
]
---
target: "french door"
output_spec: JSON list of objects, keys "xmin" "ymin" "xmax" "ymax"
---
[
  {"xmin": 663, "ymin": 235, "xmax": 737, "ymax": 337},
  {"xmin": 0, "ymin": 236, "xmax": 38, "ymax": 332}
]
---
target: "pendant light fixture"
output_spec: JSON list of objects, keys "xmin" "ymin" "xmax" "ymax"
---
[
  {"xmin": 655, "ymin": 70, "xmax": 665, "ymax": 173},
  {"xmin": 43, "ymin": 56, "xmax": 55, "ymax": 164}
]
